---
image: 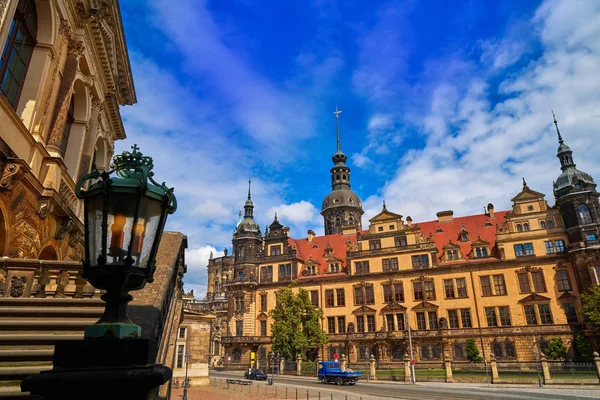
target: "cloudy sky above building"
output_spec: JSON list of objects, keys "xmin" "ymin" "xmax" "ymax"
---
[{"xmin": 118, "ymin": 0, "xmax": 600, "ymax": 297}]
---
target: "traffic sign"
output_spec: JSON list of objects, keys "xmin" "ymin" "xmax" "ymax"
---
[
  {"xmin": 411, "ymin": 359, "xmax": 415, "ymax": 365},
  {"xmin": 333, "ymin": 353, "xmax": 338, "ymax": 359}
]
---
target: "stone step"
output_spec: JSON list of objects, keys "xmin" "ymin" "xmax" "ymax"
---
[
  {"xmin": 0, "ymin": 350, "xmax": 54, "ymax": 362},
  {"xmin": 0, "ymin": 298, "xmax": 103, "ymax": 308},
  {"xmin": 0, "ymin": 308, "xmax": 103, "ymax": 318},
  {"xmin": 0, "ymin": 366, "xmax": 51, "ymax": 381},
  {"xmin": 0, "ymin": 320, "xmax": 96, "ymax": 331},
  {"xmin": 0, "ymin": 335, "xmax": 82, "ymax": 346},
  {"xmin": 0, "ymin": 386, "xmax": 39, "ymax": 399}
]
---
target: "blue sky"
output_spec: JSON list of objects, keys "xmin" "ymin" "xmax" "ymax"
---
[{"xmin": 116, "ymin": 0, "xmax": 600, "ymax": 297}]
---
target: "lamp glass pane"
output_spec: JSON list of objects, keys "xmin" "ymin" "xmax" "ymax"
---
[
  {"xmin": 132, "ymin": 196, "xmax": 163, "ymax": 269},
  {"xmin": 86, "ymin": 193, "xmax": 104, "ymax": 267},
  {"xmin": 105, "ymin": 192, "xmax": 138, "ymax": 264}
]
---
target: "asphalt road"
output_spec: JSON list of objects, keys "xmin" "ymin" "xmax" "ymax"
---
[{"xmin": 210, "ymin": 371, "xmax": 600, "ymax": 400}]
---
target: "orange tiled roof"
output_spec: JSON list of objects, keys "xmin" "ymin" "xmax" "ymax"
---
[
  {"xmin": 288, "ymin": 234, "xmax": 356, "ymax": 278},
  {"xmin": 417, "ymin": 211, "xmax": 508, "ymax": 262}
]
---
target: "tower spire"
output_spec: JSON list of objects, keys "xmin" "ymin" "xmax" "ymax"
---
[
  {"xmin": 248, "ymin": 175, "xmax": 252, "ymax": 200},
  {"xmin": 334, "ymin": 106, "xmax": 342, "ymax": 153},
  {"xmin": 552, "ymin": 110, "xmax": 563, "ymax": 144}
]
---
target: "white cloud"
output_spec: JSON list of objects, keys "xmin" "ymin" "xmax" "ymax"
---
[{"xmin": 268, "ymin": 201, "xmax": 318, "ymax": 224}]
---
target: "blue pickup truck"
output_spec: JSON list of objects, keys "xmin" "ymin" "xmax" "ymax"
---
[{"xmin": 317, "ymin": 361, "xmax": 362, "ymax": 385}]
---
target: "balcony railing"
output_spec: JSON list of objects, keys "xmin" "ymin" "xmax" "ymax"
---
[
  {"xmin": 221, "ymin": 335, "xmax": 271, "ymax": 344},
  {"xmin": 348, "ymin": 242, "xmax": 436, "ymax": 258}
]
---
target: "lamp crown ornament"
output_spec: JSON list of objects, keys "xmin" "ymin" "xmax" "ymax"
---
[{"xmin": 111, "ymin": 144, "xmax": 154, "ymax": 179}]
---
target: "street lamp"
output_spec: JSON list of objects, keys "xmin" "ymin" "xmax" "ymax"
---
[
  {"xmin": 182, "ymin": 353, "xmax": 191, "ymax": 400},
  {"xmin": 75, "ymin": 144, "xmax": 177, "ymax": 339}
]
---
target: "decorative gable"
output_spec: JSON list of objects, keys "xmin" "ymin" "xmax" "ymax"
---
[
  {"xmin": 412, "ymin": 301, "xmax": 439, "ymax": 310},
  {"xmin": 511, "ymin": 178, "xmax": 545, "ymax": 203},
  {"xmin": 518, "ymin": 293, "xmax": 551, "ymax": 304},
  {"xmin": 352, "ymin": 305, "xmax": 377, "ymax": 315}
]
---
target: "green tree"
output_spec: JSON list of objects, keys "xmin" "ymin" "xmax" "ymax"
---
[
  {"xmin": 465, "ymin": 338, "xmax": 483, "ymax": 362},
  {"xmin": 269, "ymin": 285, "xmax": 328, "ymax": 360},
  {"xmin": 581, "ymin": 285, "xmax": 600, "ymax": 332},
  {"xmin": 546, "ymin": 338, "xmax": 568, "ymax": 360},
  {"xmin": 574, "ymin": 332, "xmax": 594, "ymax": 362}
]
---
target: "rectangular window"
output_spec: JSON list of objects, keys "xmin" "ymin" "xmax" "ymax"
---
[
  {"xmin": 382, "ymin": 257, "xmax": 399, "ymax": 271},
  {"xmin": 383, "ymin": 285, "xmax": 393, "ymax": 303},
  {"xmin": 524, "ymin": 243, "xmax": 534, "ymax": 255},
  {"xmin": 524, "ymin": 305, "xmax": 537, "ymax": 325},
  {"xmin": 538, "ymin": 304, "xmax": 553, "ymax": 324},
  {"xmin": 545, "ymin": 241, "xmax": 555, "ymax": 254},
  {"xmin": 412, "ymin": 254, "xmax": 429, "ymax": 268},
  {"xmin": 260, "ymin": 265, "xmax": 273, "ymax": 282},
  {"xmin": 354, "ymin": 287, "xmax": 364, "ymax": 306},
  {"xmin": 366, "ymin": 315, "xmax": 376, "ymax": 332},
  {"xmin": 416, "ymin": 312, "xmax": 426, "ymax": 330},
  {"xmin": 485, "ymin": 307, "xmax": 498, "ymax": 327},
  {"xmin": 424, "ymin": 281, "xmax": 436, "ymax": 300},
  {"xmin": 336, "ymin": 289, "xmax": 345, "ymax": 306},
  {"xmin": 413, "ymin": 282, "xmax": 423, "ymax": 301},
  {"xmin": 448, "ymin": 310, "xmax": 459, "ymax": 329},
  {"xmin": 517, "ymin": 273, "xmax": 531, "ymax": 294},
  {"xmin": 396, "ymin": 313, "xmax": 405, "ymax": 331},
  {"xmin": 421, "ymin": 345, "xmax": 431, "ymax": 360},
  {"xmin": 395, "ymin": 236, "xmax": 407, "ymax": 247},
  {"xmin": 369, "ymin": 240, "xmax": 381, "ymax": 250},
  {"xmin": 338, "ymin": 316, "xmax": 346, "ymax": 333},
  {"xmin": 428, "ymin": 311, "xmax": 438, "ymax": 330},
  {"xmin": 179, "ymin": 327, "xmax": 186, "ymax": 339},
  {"xmin": 531, "ymin": 271, "xmax": 546, "ymax": 292},
  {"xmin": 480, "ymin": 276, "xmax": 492, "ymax": 296},
  {"xmin": 556, "ymin": 270, "xmax": 571, "ymax": 292},
  {"xmin": 260, "ymin": 320, "xmax": 267, "ymax": 336},
  {"xmin": 454, "ymin": 343, "xmax": 466, "ymax": 359},
  {"xmin": 278, "ymin": 263, "xmax": 292, "ymax": 281},
  {"xmin": 460, "ymin": 308, "xmax": 472, "ymax": 328},
  {"xmin": 564, "ymin": 303, "xmax": 578, "ymax": 323},
  {"xmin": 310, "ymin": 290, "xmax": 319, "ymax": 307},
  {"xmin": 177, "ymin": 345, "xmax": 185, "ymax": 368},
  {"xmin": 355, "ymin": 261, "xmax": 370, "ymax": 274},
  {"xmin": 365, "ymin": 286, "xmax": 375, "ymax": 304},
  {"xmin": 456, "ymin": 278, "xmax": 468, "ymax": 298},
  {"xmin": 555, "ymin": 240, "xmax": 565, "ymax": 253},
  {"xmin": 260, "ymin": 294, "xmax": 267, "ymax": 312},
  {"xmin": 493, "ymin": 275, "xmax": 507, "ymax": 295},
  {"xmin": 270, "ymin": 245, "xmax": 282, "ymax": 256},
  {"xmin": 514, "ymin": 244, "xmax": 524, "ymax": 257},
  {"xmin": 356, "ymin": 316, "xmax": 365, "ymax": 333},
  {"xmin": 386, "ymin": 314, "xmax": 395, "ymax": 331},
  {"xmin": 325, "ymin": 289, "xmax": 335, "ymax": 307},
  {"xmin": 444, "ymin": 279, "xmax": 455, "ymax": 299},
  {"xmin": 236, "ymin": 320, "xmax": 243, "ymax": 336},
  {"xmin": 498, "ymin": 306, "xmax": 511, "ymax": 326},
  {"xmin": 327, "ymin": 317, "xmax": 336, "ymax": 334},
  {"xmin": 394, "ymin": 283, "xmax": 404, "ymax": 302}
]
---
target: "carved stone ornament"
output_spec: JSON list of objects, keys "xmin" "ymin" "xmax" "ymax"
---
[
  {"xmin": 67, "ymin": 38, "xmax": 85, "ymax": 58},
  {"xmin": 55, "ymin": 218, "xmax": 74, "ymax": 240},
  {"xmin": 68, "ymin": 230, "xmax": 82, "ymax": 248},
  {"xmin": 0, "ymin": 163, "xmax": 24, "ymax": 191},
  {"xmin": 37, "ymin": 199, "xmax": 54, "ymax": 219},
  {"xmin": 10, "ymin": 275, "xmax": 27, "ymax": 298}
]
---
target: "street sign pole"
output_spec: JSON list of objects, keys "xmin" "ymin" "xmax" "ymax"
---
[{"xmin": 407, "ymin": 317, "xmax": 416, "ymax": 383}]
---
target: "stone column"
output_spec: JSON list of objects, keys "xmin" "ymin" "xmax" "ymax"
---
[
  {"xmin": 369, "ymin": 354, "xmax": 376, "ymax": 380},
  {"xmin": 46, "ymin": 37, "xmax": 85, "ymax": 155},
  {"xmin": 593, "ymin": 352, "xmax": 600, "ymax": 384},
  {"xmin": 340, "ymin": 354, "xmax": 347, "ymax": 372},
  {"xmin": 444, "ymin": 354, "xmax": 454, "ymax": 383},
  {"xmin": 296, "ymin": 354, "xmax": 302, "ymax": 376},
  {"xmin": 490, "ymin": 354, "xmax": 499, "ymax": 384},
  {"xmin": 540, "ymin": 354, "xmax": 552, "ymax": 384},
  {"xmin": 76, "ymin": 98, "xmax": 103, "ymax": 182},
  {"xmin": 278, "ymin": 357, "xmax": 284, "ymax": 376},
  {"xmin": 403, "ymin": 353, "xmax": 412, "ymax": 382}
]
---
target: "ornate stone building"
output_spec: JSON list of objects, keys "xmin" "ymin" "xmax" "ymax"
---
[{"xmin": 205, "ymin": 112, "xmax": 600, "ymax": 369}]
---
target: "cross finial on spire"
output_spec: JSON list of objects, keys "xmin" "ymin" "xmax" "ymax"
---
[
  {"xmin": 274, "ymin": 212, "xmax": 278, "ymax": 221},
  {"xmin": 382, "ymin": 200, "xmax": 387, "ymax": 210},
  {"xmin": 131, "ymin": 144, "xmax": 139, "ymax": 152},
  {"xmin": 334, "ymin": 106, "xmax": 342, "ymax": 153},
  {"xmin": 248, "ymin": 175, "xmax": 252, "ymax": 200},
  {"xmin": 551, "ymin": 110, "xmax": 564, "ymax": 144},
  {"xmin": 522, "ymin": 177, "xmax": 527, "ymax": 188}
]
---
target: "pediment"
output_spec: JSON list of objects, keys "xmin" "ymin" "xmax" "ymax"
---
[
  {"xmin": 352, "ymin": 305, "xmax": 377, "ymax": 315},
  {"xmin": 369, "ymin": 208, "xmax": 403, "ymax": 223},
  {"xmin": 558, "ymin": 291, "xmax": 577, "ymax": 301},
  {"xmin": 257, "ymin": 312, "xmax": 269, "ymax": 320},
  {"xmin": 471, "ymin": 236, "xmax": 489, "ymax": 246},
  {"xmin": 511, "ymin": 185, "xmax": 545, "ymax": 203},
  {"xmin": 442, "ymin": 240, "xmax": 460, "ymax": 250},
  {"xmin": 412, "ymin": 301, "xmax": 438, "ymax": 310},
  {"xmin": 518, "ymin": 293, "xmax": 551, "ymax": 304},
  {"xmin": 380, "ymin": 302, "xmax": 407, "ymax": 313}
]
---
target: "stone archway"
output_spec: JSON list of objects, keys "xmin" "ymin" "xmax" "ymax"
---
[
  {"xmin": 0, "ymin": 206, "xmax": 6, "ymax": 257},
  {"xmin": 38, "ymin": 245, "xmax": 58, "ymax": 260}
]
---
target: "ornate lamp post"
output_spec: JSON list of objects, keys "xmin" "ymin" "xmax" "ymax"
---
[
  {"xmin": 182, "ymin": 353, "xmax": 191, "ymax": 400},
  {"xmin": 22, "ymin": 145, "xmax": 177, "ymax": 400}
]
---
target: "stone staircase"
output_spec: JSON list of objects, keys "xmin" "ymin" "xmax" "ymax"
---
[{"xmin": 0, "ymin": 297, "xmax": 104, "ymax": 399}]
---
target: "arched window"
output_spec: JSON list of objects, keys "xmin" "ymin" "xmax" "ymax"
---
[
  {"xmin": 232, "ymin": 348, "xmax": 242, "ymax": 362},
  {"xmin": 516, "ymin": 224, "xmax": 522, "ymax": 232},
  {"xmin": 60, "ymin": 96, "xmax": 75, "ymax": 156},
  {"xmin": 0, "ymin": 0, "xmax": 37, "ymax": 108},
  {"xmin": 547, "ymin": 220, "xmax": 554, "ymax": 229},
  {"xmin": 577, "ymin": 205, "xmax": 593, "ymax": 225},
  {"xmin": 342, "ymin": 174, "xmax": 346, "ymax": 180},
  {"xmin": 523, "ymin": 223, "xmax": 529, "ymax": 231},
  {"xmin": 336, "ymin": 174, "xmax": 340, "ymax": 180},
  {"xmin": 540, "ymin": 221, "xmax": 546, "ymax": 229}
]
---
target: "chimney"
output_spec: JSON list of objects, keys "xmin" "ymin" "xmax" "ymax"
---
[
  {"xmin": 307, "ymin": 230, "xmax": 315, "ymax": 242},
  {"xmin": 487, "ymin": 203, "xmax": 495, "ymax": 218},
  {"xmin": 406, "ymin": 216, "xmax": 412, "ymax": 227},
  {"xmin": 283, "ymin": 227, "xmax": 290, "ymax": 236},
  {"xmin": 436, "ymin": 210, "xmax": 454, "ymax": 223}
]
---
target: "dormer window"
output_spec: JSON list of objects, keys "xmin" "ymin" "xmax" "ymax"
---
[
  {"xmin": 523, "ymin": 223, "xmax": 529, "ymax": 231},
  {"xmin": 540, "ymin": 221, "xmax": 546, "ymax": 229},
  {"xmin": 475, "ymin": 247, "xmax": 488, "ymax": 258},
  {"xmin": 305, "ymin": 265, "xmax": 317, "ymax": 276},
  {"xmin": 459, "ymin": 225, "xmax": 469, "ymax": 241},
  {"xmin": 395, "ymin": 236, "xmax": 407, "ymax": 247},
  {"xmin": 329, "ymin": 263, "xmax": 340, "ymax": 273},
  {"xmin": 446, "ymin": 250, "xmax": 459, "ymax": 260},
  {"xmin": 516, "ymin": 224, "xmax": 523, "ymax": 232},
  {"xmin": 270, "ymin": 245, "xmax": 282, "ymax": 256},
  {"xmin": 369, "ymin": 240, "xmax": 381, "ymax": 250},
  {"xmin": 378, "ymin": 226, "xmax": 384, "ymax": 232}
]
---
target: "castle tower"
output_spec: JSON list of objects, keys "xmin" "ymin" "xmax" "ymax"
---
[{"xmin": 320, "ymin": 107, "xmax": 364, "ymax": 235}]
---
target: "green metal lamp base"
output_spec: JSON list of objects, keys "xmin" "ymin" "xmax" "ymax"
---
[{"xmin": 84, "ymin": 322, "xmax": 141, "ymax": 339}]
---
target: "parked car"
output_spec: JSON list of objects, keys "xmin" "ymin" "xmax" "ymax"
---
[
  {"xmin": 244, "ymin": 368, "xmax": 268, "ymax": 380},
  {"xmin": 317, "ymin": 361, "xmax": 362, "ymax": 385}
]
